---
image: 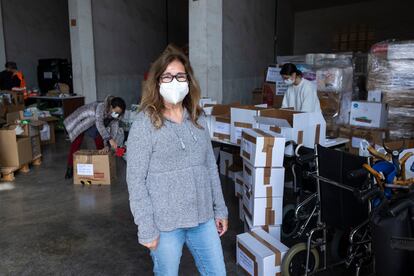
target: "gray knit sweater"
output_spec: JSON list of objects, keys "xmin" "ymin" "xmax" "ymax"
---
[{"xmin": 126, "ymin": 110, "xmax": 228, "ymax": 244}]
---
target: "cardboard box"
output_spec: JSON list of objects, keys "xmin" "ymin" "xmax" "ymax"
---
[
  {"xmin": 73, "ymin": 150, "xmax": 115, "ymax": 185},
  {"xmin": 231, "ymin": 106, "xmax": 266, "ymax": 144},
  {"xmin": 219, "ymin": 149, "xmax": 242, "ymax": 180},
  {"xmin": 235, "ymin": 171, "xmax": 244, "ymax": 198},
  {"xmin": 367, "ymin": 90, "xmax": 382, "ymax": 102},
  {"xmin": 244, "ymin": 214, "xmax": 281, "ymax": 241},
  {"xmin": 350, "ymin": 101, "xmax": 388, "ymax": 128},
  {"xmin": 257, "ymin": 109, "xmax": 327, "ymax": 152},
  {"xmin": 0, "ymin": 127, "xmax": 32, "ymax": 167},
  {"xmin": 243, "ymin": 187, "xmax": 283, "ymax": 226},
  {"xmin": 31, "ymin": 135, "xmax": 42, "ymax": 159},
  {"xmin": 243, "ymin": 161, "xmax": 285, "ymax": 198},
  {"xmin": 210, "ymin": 105, "xmax": 232, "ymax": 141},
  {"xmin": 237, "ymin": 229, "xmax": 288, "ymax": 276},
  {"xmin": 240, "ymin": 128, "xmax": 285, "ymax": 168},
  {"xmin": 39, "ymin": 116, "xmax": 59, "ymax": 145}
]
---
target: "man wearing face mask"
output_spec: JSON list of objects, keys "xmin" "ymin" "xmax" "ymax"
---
[
  {"xmin": 63, "ymin": 95, "xmax": 126, "ymax": 179},
  {"xmin": 280, "ymin": 63, "xmax": 321, "ymax": 113}
]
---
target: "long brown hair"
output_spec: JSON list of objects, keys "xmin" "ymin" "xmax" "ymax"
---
[{"xmin": 140, "ymin": 44, "xmax": 203, "ymax": 129}]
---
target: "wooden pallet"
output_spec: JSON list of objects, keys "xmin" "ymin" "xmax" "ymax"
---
[{"xmin": 0, "ymin": 155, "xmax": 42, "ymax": 181}]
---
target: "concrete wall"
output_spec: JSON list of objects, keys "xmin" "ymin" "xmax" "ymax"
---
[
  {"xmin": 276, "ymin": 0, "xmax": 294, "ymax": 56},
  {"xmin": 294, "ymin": 0, "xmax": 414, "ymax": 54},
  {"xmin": 222, "ymin": 0, "xmax": 276, "ymax": 104},
  {"xmin": 91, "ymin": 0, "xmax": 167, "ymax": 106},
  {"xmin": 167, "ymin": 0, "xmax": 188, "ymax": 48},
  {"xmin": 1, "ymin": 0, "xmax": 71, "ymax": 88}
]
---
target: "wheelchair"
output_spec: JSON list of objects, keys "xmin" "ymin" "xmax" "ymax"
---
[{"xmin": 281, "ymin": 145, "xmax": 373, "ymax": 276}]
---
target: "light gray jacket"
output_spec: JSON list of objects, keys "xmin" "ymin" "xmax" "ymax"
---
[
  {"xmin": 126, "ymin": 110, "xmax": 228, "ymax": 244},
  {"xmin": 64, "ymin": 96, "xmax": 123, "ymax": 145}
]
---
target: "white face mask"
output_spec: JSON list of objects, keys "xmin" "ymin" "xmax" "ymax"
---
[
  {"xmin": 284, "ymin": 78, "xmax": 294, "ymax": 86},
  {"xmin": 111, "ymin": 111, "xmax": 120, "ymax": 119},
  {"xmin": 160, "ymin": 79, "xmax": 189, "ymax": 105}
]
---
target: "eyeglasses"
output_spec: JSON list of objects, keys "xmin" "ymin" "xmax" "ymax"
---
[{"xmin": 159, "ymin": 73, "xmax": 188, "ymax": 83}]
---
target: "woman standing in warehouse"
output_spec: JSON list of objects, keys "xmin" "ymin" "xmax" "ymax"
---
[
  {"xmin": 126, "ymin": 45, "xmax": 228, "ymax": 276},
  {"xmin": 64, "ymin": 95, "xmax": 126, "ymax": 179},
  {"xmin": 280, "ymin": 63, "xmax": 321, "ymax": 112}
]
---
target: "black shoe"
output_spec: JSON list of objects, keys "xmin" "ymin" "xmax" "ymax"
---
[{"xmin": 65, "ymin": 167, "xmax": 73, "ymax": 179}]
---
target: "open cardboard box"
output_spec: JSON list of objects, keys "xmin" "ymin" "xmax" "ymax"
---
[
  {"xmin": 208, "ymin": 104, "xmax": 237, "ymax": 141},
  {"xmin": 0, "ymin": 125, "xmax": 32, "ymax": 167},
  {"xmin": 256, "ymin": 109, "xmax": 326, "ymax": 154},
  {"xmin": 230, "ymin": 106, "xmax": 268, "ymax": 144}
]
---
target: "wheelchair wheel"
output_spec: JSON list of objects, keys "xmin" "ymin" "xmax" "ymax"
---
[
  {"xmin": 282, "ymin": 204, "xmax": 300, "ymax": 238},
  {"xmin": 281, "ymin": 242, "xmax": 320, "ymax": 276}
]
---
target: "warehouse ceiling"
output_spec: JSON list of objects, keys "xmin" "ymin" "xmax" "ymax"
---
[{"xmin": 293, "ymin": 0, "xmax": 375, "ymax": 11}]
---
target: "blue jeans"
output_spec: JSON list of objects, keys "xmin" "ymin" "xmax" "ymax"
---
[{"xmin": 150, "ymin": 219, "xmax": 226, "ymax": 276}]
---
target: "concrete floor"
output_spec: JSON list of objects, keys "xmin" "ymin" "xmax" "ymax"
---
[{"xmin": 0, "ymin": 135, "xmax": 368, "ymax": 275}]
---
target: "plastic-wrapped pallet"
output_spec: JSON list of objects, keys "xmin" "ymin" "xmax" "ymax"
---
[{"xmin": 367, "ymin": 40, "xmax": 414, "ymax": 139}]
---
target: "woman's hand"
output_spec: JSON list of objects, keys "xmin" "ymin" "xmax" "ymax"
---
[
  {"xmin": 215, "ymin": 218, "xmax": 228, "ymax": 237},
  {"xmin": 143, "ymin": 237, "xmax": 159, "ymax": 251},
  {"xmin": 109, "ymin": 139, "xmax": 118, "ymax": 149}
]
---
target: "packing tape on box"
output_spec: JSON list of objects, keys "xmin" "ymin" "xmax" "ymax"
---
[
  {"xmin": 252, "ymin": 129, "xmax": 274, "ymax": 168},
  {"xmin": 234, "ymin": 122, "xmax": 253, "ymax": 144},
  {"xmin": 243, "ymin": 196, "xmax": 276, "ymax": 226},
  {"xmin": 213, "ymin": 132, "xmax": 230, "ymax": 140},
  {"xmin": 236, "ymin": 177, "xmax": 243, "ymax": 198},
  {"xmin": 270, "ymin": 126, "xmax": 304, "ymax": 145},
  {"xmin": 249, "ymin": 231, "xmax": 282, "ymax": 267},
  {"xmin": 237, "ymin": 242, "xmax": 259, "ymax": 276}
]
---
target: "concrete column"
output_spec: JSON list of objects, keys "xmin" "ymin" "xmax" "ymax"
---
[
  {"xmin": 0, "ymin": 1, "xmax": 6, "ymax": 68},
  {"xmin": 189, "ymin": 0, "xmax": 223, "ymax": 103},
  {"xmin": 68, "ymin": 0, "xmax": 97, "ymax": 103}
]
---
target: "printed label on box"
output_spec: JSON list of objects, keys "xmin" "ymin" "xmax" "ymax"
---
[
  {"xmin": 77, "ymin": 164, "xmax": 94, "ymax": 176},
  {"xmin": 238, "ymin": 247, "xmax": 255, "ymax": 275},
  {"xmin": 215, "ymin": 122, "xmax": 230, "ymax": 134}
]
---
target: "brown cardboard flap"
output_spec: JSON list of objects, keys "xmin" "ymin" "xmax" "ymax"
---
[
  {"xmin": 234, "ymin": 122, "xmax": 253, "ymax": 128},
  {"xmin": 215, "ymin": 116, "xmax": 230, "ymax": 124},
  {"xmin": 213, "ymin": 133, "xmax": 230, "ymax": 140},
  {"xmin": 260, "ymin": 108, "xmax": 302, "ymax": 126},
  {"xmin": 242, "ymin": 131, "xmax": 256, "ymax": 144},
  {"xmin": 249, "ymin": 231, "xmax": 282, "ymax": 266}
]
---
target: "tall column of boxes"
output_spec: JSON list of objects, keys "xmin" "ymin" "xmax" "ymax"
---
[{"xmin": 240, "ymin": 128, "xmax": 286, "ymax": 241}]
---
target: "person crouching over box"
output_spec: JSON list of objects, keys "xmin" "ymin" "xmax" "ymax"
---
[{"xmin": 64, "ymin": 95, "xmax": 125, "ymax": 179}]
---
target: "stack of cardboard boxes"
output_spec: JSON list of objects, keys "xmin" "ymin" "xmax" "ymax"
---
[{"xmin": 240, "ymin": 128, "xmax": 286, "ymax": 240}]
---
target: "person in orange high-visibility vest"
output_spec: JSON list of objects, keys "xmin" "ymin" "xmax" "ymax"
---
[{"xmin": 8, "ymin": 63, "xmax": 28, "ymax": 98}]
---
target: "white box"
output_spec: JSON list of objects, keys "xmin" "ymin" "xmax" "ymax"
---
[
  {"xmin": 235, "ymin": 171, "xmax": 244, "ymax": 198},
  {"xmin": 239, "ymin": 197, "xmax": 245, "ymax": 222},
  {"xmin": 211, "ymin": 116, "xmax": 231, "ymax": 141},
  {"xmin": 237, "ymin": 229, "xmax": 289, "ymax": 276},
  {"xmin": 243, "ymin": 161, "xmax": 285, "ymax": 198},
  {"xmin": 200, "ymin": 97, "xmax": 217, "ymax": 108},
  {"xmin": 240, "ymin": 128, "xmax": 285, "ymax": 168},
  {"xmin": 256, "ymin": 109, "xmax": 327, "ymax": 152},
  {"xmin": 231, "ymin": 106, "xmax": 265, "ymax": 144},
  {"xmin": 244, "ymin": 214, "xmax": 281, "ymax": 241},
  {"xmin": 243, "ymin": 187, "xmax": 283, "ymax": 226},
  {"xmin": 367, "ymin": 90, "xmax": 382, "ymax": 102},
  {"xmin": 207, "ymin": 104, "xmax": 233, "ymax": 140},
  {"xmin": 350, "ymin": 101, "xmax": 388, "ymax": 128},
  {"xmin": 219, "ymin": 150, "xmax": 234, "ymax": 179}
]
